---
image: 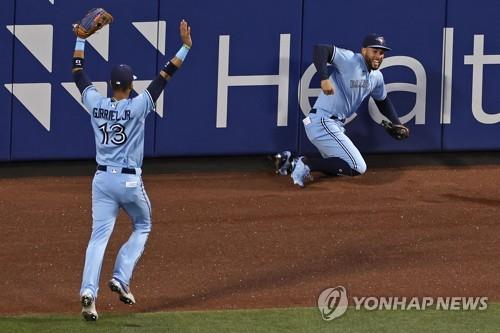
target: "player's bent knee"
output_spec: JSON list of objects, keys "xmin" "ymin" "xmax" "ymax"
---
[{"xmin": 132, "ymin": 218, "xmax": 152, "ymax": 233}]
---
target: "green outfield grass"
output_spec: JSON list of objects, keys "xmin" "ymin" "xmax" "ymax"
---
[{"xmin": 2, "ymin": 305, "xmax": 500, "ymax": 333}]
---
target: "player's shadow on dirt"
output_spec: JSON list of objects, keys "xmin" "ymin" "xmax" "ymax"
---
[
  {"xmin": 141, "ymin": 241, "xmax": 428, "ymax": 312},
  {"xmin": 310, "ymin": 169, "xmax": 405, "ymax": 186},
  {"xmin": 442, "ymin": 193, "xmax": 500, "ymax": 207}
]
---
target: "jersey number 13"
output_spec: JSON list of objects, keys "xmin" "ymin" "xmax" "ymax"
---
[{"xmin": 98, "ymin": 123, "xmax": 127, "ymax": 145}]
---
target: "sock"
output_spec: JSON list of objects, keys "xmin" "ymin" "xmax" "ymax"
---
[{"xmin": 303, "ymin": 156, "xmax": 361, "ymax": 176}]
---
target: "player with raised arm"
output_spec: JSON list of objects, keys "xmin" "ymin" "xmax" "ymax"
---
[
  {"xmin": 72, "ymin": 9, "xmax": 192, "ymax": 321},
  {"xmin": 274, "ymin": 33, "xmax": 409, "ymax": 187}
]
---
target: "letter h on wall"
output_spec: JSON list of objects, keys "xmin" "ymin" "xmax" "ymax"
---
[{"xmin": 216, "ymin": 34, "xmax": 291, "ymax": 128}]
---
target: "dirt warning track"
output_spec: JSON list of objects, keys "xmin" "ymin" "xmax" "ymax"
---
[{"xmin": 0, "ymin": 156, "xmax": 499, "ymax": 315}]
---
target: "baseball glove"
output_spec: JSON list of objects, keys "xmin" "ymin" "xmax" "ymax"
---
[
  {"xmin": 381, "ymin": 120, "xmax": 410, "ymax": 140},
  {"xmin": 73, "ymin": 8, "xmax": 113, "ymax": 39}
]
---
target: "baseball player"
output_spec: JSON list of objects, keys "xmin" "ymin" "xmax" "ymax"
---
[
  {"xmin": 274, "ymin": 33, "xmax": 409, "ymax": 187},
  {"xmin": 72, "ymin": 10, "xmax": 192, "ymax": 321}
]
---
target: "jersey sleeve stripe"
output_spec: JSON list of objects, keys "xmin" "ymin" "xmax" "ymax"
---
[
  {"xmin": 330, "ymin": 45, "xmax": 337, "ymax": 63},
  {"xmin": 143, "ymin": 88, "xmax": 156, "ymax": 110},
  {"xmin": 81, "ymin": 85, "xmax": 95, "ymax": 102}
]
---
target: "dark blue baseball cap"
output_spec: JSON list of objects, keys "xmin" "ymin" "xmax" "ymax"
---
[
  {"xmin": 110, "ymin": 64, "xmax": 137, "ymax": 87},
  {"xmin": 362, "ymin": 33, "xmax": 391, "ymax": 51}
]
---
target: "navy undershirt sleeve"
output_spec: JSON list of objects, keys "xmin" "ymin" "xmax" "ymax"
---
[
  {"xmin": 313, "ymin": 44, "xmax": 334, "ymax": 80},
  {"xmin": 375, "ymin": 96, "xmax": 401, "ymax": 125},
  {"xmin": 146, "ymin": 75, "xmax": 167, "ymax": 102},
  {"xmin": 72, "ymin": 70, "xmax": 92, "ymax": 94}
]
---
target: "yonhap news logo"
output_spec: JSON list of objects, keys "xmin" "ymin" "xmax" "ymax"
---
[
  {"xmin": 317, "ymin": 286, "xmax": 348, "ymax": 321},
  {"xmin": 317, "ymin": 286, "xmax": 488, "ymax": 321}
]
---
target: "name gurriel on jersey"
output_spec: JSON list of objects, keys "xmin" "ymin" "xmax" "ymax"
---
[{"xmin": 92, "ymin": 108, "xmax": 132, "ymax": 121}]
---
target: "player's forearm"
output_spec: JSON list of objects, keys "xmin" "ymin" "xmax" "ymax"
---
[
  {"xmin": 159, "ymin": 44, "xmax": 190, "ymax": 80},
  {"xmin": 313, "ymin": 44, "xmax": 334, "ymax": 81},
  {"xmin": 148, "ymin": 44, "xmax": 190, "ymax": 100},
  {"xmin": 158, "ymin": 19, "xmax": 192, "ymax": 80},
  {"xmin": 72, "ymin": 38, "xmax": 86, "ymax": 73},
  {"xmin": 375, "ymin": 96, "xmax": 401, "ymax": 125},
  {"xmin": 73, "ymin": 50, "xmax": 84, "ymax": 59},
  {"xmin": 72, "ymin": 37, "xmax": 92, "ymax": 93}
]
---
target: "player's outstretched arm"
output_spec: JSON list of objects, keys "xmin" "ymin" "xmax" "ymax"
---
[
  {"xmin": 146, "ymin": 20, "xmax": 192, "ymax": 102},
  {"xmin": 72, "ymin": 8, "xmax": 112, "ymax": 94},
  {"xmin": 161, "ymin": 19, "xmax": 192, "ymax": 79},
  {"xmin": 72, "ymin": 37, "xmax": 92, "ymax": 94}
]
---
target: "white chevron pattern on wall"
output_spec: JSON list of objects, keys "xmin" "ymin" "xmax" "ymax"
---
[
  {"xmin": 5, "ymin": 21, "xmax": 165, "ymax": 131},
  {"xmin": 7, "ymin": 24, "xmax": 53, "ymax": 72},
  {"xmin": 5, "ymin": 83, "xmax": 52, "ymax": 131},
  {"xmin": 132, "ymin": 21, "xmax": 166, "ymax": 55}
]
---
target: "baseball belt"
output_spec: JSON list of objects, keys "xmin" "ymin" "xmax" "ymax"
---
[
  {"xmin": 309, "ymin": 109, "xmax": 341, "ymax": 121},
  {"xmin": 97, "ymin": 165, "xmax": 136, "ymax": 174}
]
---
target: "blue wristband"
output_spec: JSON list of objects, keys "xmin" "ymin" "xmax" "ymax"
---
[
  {"xmin": 175, "ymin": 44, "xmax": 190, "ymax": 61},
  {"xmin": 75, "ymin": 37, "xmax": 86, "ymax": 51}
]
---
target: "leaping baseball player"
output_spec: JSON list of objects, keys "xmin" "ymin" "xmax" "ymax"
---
[
  {"xmin": 71, "ymin": 9, "xmax": 192, "ymax": 321},
  {"xmin": 274, "ymin": 33, "xmax": 410, "ymax": 187}
]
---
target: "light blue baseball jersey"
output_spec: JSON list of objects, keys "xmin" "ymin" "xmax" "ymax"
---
[
  {"xmin": 313, "ymin": 46, "xmax": 387, "ymax": 120},
  {"xmin": 81, "ymin": 86, "xmax": 155, "ymax": 168}
]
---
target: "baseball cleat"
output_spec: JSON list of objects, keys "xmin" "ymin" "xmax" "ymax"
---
[
  {"xmin": 81, "ymin": 292, "xmax": 98, "ymax": 321},
  {"xmin": 273, "ymin": 151, "xmax": 292, "ymax": 175},
  {"xmin": 108, "ymin": 278, "xmax": 136, "ymax": 305},
  {"xmin": 291, "ymin": 156, "xmax": 313, "ymax": 188}
]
